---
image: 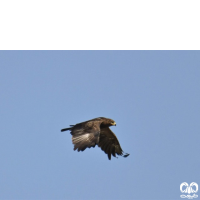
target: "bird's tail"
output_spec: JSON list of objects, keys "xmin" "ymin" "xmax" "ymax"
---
[{"xmin": 61, "ymin": 127, "xmax": 71, "ymax": 132}]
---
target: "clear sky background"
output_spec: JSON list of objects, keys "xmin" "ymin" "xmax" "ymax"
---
[{"xmin": 0, "ymin": 51, "xmax": 199, "ymax": 200}]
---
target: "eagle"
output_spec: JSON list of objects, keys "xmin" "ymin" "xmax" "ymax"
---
[{"xmin": 61, "ymin": 117, "xmax": 129, "ymax": 160}]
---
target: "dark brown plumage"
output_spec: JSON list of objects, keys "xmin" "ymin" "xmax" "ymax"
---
[{"xmin": 61, "ymin": 117, "xmax": 129, "ymax": 160}]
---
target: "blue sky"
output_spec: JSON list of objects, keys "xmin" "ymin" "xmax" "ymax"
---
[{"xmin": 0, "ymin": 51, "xmax": 199, "ymax": 200}]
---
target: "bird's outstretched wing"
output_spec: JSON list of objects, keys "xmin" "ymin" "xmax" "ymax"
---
[
  {"xmin": 98, "ymin": 127, "xmax": 129, "ymax": 160},
  {"xmin": 62, "ymin": 120, "xmax": 102, "ymax": 152}
]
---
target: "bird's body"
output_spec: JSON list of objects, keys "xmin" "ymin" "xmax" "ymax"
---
[{"xmin": 61, "ymin": 117, "xmax": 129, "ymax": 160}]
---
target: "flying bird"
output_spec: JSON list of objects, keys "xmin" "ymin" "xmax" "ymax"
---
[{"xmin": 61, "ymin": 117, "xmax": 129, "ymax": 160}]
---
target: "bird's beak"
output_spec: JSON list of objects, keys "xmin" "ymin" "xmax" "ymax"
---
[{"xmin": 112, "ymin": 122, "xmax": 116, "ymax": 126}]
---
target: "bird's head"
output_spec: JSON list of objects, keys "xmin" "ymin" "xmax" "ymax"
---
[
  {"xmin": 110, "ymin": 120, "xmax": 116, "ymax": 126},
  {"xmin": 99, "ymin": 117, "xmax": 116, "ymax": 127},
  {"xmin": 106, "ymin": 118, "xmax": 116, "ymax": 126}
]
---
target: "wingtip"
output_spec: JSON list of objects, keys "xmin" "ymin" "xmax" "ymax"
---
[{"xmin": 123, "ymin": 152, "xmax": 130, "ymax": 158}]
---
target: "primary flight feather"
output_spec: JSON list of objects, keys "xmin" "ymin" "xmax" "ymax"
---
[{"xmin": 61, "ymin": 117, "xmax": 129, "ymax": 160}]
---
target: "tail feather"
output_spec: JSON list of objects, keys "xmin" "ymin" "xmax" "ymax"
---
[{"xmin": 61, "ymin": 127, "xmax": 71, "ymax": 132}]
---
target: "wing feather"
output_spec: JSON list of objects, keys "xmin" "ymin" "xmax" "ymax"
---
[
  {"xmin": 111, "ymin": 146, "xmax": 116, "ymax": 157},
  {"xmin": 69, "ymin": 119, "xmax": 103, "ymax": 152},
  {"xmin": 98, "ymin": 127, "xmax": 129, "ymax": 160},
  {"xmin": 101, "ymin": 140, "xmax": 110, "ymax": 151}
]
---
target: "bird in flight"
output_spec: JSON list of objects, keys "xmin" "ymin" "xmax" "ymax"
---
[{"xmin": 61, "ymin": 117, "xmax": 129, "ymax": 160}]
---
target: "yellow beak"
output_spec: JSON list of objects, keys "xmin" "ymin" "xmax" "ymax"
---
[{"xmin": 112, "ymin": 122, "xmax": 116, "ymax": 126}]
